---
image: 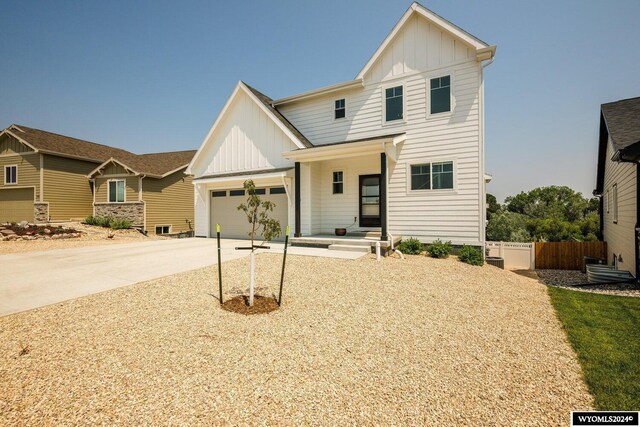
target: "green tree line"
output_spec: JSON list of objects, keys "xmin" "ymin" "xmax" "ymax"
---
[{"xmin": 486, "ymin": 186, "xmax": 600, "ymax": 242}]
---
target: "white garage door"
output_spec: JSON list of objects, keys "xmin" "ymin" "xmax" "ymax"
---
[{"xmin": 210, "ymin": 186, "xmax": 289, "ymax": 240}]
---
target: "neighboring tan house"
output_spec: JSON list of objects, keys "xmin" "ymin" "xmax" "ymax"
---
[
  {"xmin": 187, "ymin": 3, "xmax": 496, "ymax": 247},
  {"xmin": 594, "ymin": 96, "xmax": 640, "ymax": 278},
  {"xmin": 88, "ymin": 151, "xmax": 196, "ymax": 235},
  {"xmin": 0, "ymin": 124, "xmax": 195, "ymax": 235}
]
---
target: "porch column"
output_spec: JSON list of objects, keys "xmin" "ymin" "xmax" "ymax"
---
[
  {"xmin": 380, "ymin": 153, "xmax": 388, "ymax": 241},
  {"xmin": 294, "ymin": 161, "xmax": 301, "ymax": 237}
]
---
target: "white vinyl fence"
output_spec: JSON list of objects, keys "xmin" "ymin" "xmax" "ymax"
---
[{"xmin": 486, "ymin": 241, "xmax": 535, "ymax": 270}]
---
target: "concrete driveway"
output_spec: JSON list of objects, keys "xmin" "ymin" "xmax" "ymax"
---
[{"xmin": 0, "ymin": 238, "xmax": 364, "ymax": 316}]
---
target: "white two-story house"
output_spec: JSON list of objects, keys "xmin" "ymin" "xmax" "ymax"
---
[{"xmin": 187, "ymin": 2, "xmax": 496, "ymax": 248}]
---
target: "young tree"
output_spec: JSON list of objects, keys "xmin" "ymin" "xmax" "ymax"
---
[{"xmin": 237, "ymin": 180, "xmax": 281, "ymax": 306}]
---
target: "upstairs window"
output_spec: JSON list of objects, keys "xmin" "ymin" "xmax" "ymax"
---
[
  {"xmin": 334, "ymin": 99, "xmax": 346, "ymax": 119},
  {"xmin": 4, "ymin": 165, "xmax": 17, "ymax": 184},
  {"xmin": 108, "ymin": 180, "xmax": 125, "ymax": 203},
  {"xmin": 332, "ymin": 171, "xmax": 343, "ymax": 194},
  {"xmin": 411, "ymin": 161, "xmax": 454, "ymax": 190},
  {"xmin": 385, "ymin": 85, "xmax": 403, "ymax": 122},
  {"xmin": 430, "ymin": 75, "xmax": 451, "ymax": 114},
  {"xmin": 613, "ymin": 184, "xmax": 618, "ymax": 223}
]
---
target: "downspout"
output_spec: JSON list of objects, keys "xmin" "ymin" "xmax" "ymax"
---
[{"xmin": 636, "ymin": 164, "xmax": 640, "ymax": 281}]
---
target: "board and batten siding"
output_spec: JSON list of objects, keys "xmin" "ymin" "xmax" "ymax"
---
[
  {"xmin": 602, "ymin": 137, "xmax": 636, "ymax": 276},
  {"xmin": 43, "ymin": 155, "xmax": 97, "ymax": 220},
  {"xmin": 278, "ymin": 15, "xmax": 484, "ymax": 245},
  {"xmin": 142, "ymin": 171, "xmax": 194, "ymax": 234},
  {"xmin": 190, "ymin": 88, "xmax": 297, "ymax": 178},
  {"xmin": 94, "ymin": 175, "xmax": 139, "ymax": 204},
  {"xmin": 0, "ymin": 133, "xmax": 33, "ymax": 155}
]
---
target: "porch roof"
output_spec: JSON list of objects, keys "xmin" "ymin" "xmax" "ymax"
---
[{"xmin": 283, "ymin": 132, "xmax": 406, "ymax": 162}]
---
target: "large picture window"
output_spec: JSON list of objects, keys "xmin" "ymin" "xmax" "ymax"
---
[
  {"xmin": 385, "ymin": 85, "xmax": 403, "ymax": 122},
  {"xmin": 108, "ymin": 180, "xmax": 125, "ymax": 203},
  {"xmin": 410, "ymin": 162, "xmax": 454, "ymax": 190},
  {"xmin": 430, "ymin": 75, "xmax": 451, "ymax": 114}
]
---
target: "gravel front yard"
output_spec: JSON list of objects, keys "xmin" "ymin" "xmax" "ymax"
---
[{"xmin": 0, "ymin": 254, "xmax": 593, "ymax": 425}]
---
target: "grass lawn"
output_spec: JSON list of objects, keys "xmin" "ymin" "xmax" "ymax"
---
[{"xmin": 548, "ymin": 286, "xmax": 640, "ymax": 410}]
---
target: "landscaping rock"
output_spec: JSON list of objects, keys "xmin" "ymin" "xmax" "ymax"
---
[{"xmin": 0, "ymin": 229, "xmax": 16, "ymax": 236}]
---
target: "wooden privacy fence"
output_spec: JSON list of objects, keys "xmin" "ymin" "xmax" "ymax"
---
[{"xmin": 534, "ymin": 241, "xmax": 607, "ymax": 270}]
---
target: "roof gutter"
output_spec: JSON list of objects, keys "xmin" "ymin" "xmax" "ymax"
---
[{"xmin": 272, "ymin": 79, "xmax": 364, "ymax": 106}]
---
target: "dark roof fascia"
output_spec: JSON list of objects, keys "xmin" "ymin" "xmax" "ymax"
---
[{"xmin": 193, "ymin": 167, "xmax": 293, "ymax": 182}]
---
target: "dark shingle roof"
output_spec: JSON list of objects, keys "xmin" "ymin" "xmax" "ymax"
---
[
  {"xmin": 242, "ymin": 83, "xmax": 314, "ymax": 148},
  {"xmin": 601, "ymin": 97, "xmax": 640, "ymax": 152},
  {"xmin": 5, "ymin": 125, "xmax": 195, "ymax": 177}
]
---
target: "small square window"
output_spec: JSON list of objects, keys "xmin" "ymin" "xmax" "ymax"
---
[
  {"xmin": 333, "ymin": 171, "xmax": 343, "ymax": 194},
  {"xmin": 430, "ymin": 76, "xmax": 451, "ymax": 114},
  {"xmin": 385, "ymin": 86, "xmax": 403, "ymax": 122},
  {"xmin": 411, "ymin": 164, "xmax": 430, "ymax": 190},
  {"xmin": 4, "ymin": 165, "xmax": 17, "ymax": 184},
  {"xmin": 334, "ymin": 99, "xmax": 346, "ymax": 119},
  {"xmin": 155, "ymin": 225, "xmax": 171, "ymax": 234},
  {"xmin": 108, "ymin": 180, "xmax": 125, "ymax": 202}
]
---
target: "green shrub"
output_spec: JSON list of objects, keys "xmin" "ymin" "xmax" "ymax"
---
[
  {"xmin": 458, "ymin": 245, "xmax": 484, "ymax": 266},
  {"xmin": 397, "ymin": 237, "xmax": 423, "ymax": 255},
  {"xmin": 426, "ymin": 239, "xmax": 452, "ymax": 258},
  {"xmin": 109, "ymin": 217, "xmax": 132, "ymax": 230}
]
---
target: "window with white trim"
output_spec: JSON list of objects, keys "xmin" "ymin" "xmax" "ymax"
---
[
  {"xmin": 410, "ymin": 162, "xmax": 454, "ymax": 190},
  {"xmin": 155, "ymin": 225, "xmax": 171, "ymax": 234},
  {"xmin": 108, "ymin": 180, "xmax": 125, "ymax": 203},
  {"xmin": 385, "ymin": 85, "xmax": 403, "ymax": 122},
  {"xmin": 332, "ymin": 171, "xmax": 343, "ymax": 194},
  {"xmin": 334, "ymin": 99, "xmax": 345, "ymax": 119},
  {"xmin": 4, "ymin": 165, "xmax": 17, "ymax": 184},
  {"xmin": 430, "ymin": 75, "xmax": 451, "ymax": 114},
  {"xmin": 613, "ymin": 184, "xmax": 618, "ymax": 223}
]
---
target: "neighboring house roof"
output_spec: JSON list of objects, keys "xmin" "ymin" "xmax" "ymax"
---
[
  {"xmin": 601, "ymin": 97, "xmax": 640, "ymax": 154},
  {"xmin": 595, "ymin": 96, "xmax": 640, "ymax": 194},
  {"xmin": 1, "ymin": 124, "xmax": 195, "ymax": 178}
]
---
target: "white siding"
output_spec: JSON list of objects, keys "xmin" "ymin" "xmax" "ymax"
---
[
  {"xmin": 602, "ymin": 138, "xmax": 636, "ymax": 276},
  {"xmin": 316, "ymin": 155, "xmax": 379, "ymax": 233},
  {"xmin": 363, "ymin": 14, "xmax": 473, "ymax": 85},
  {"xmin": 194, "ymin": 184, "xmax": 209, "ymax": 237},
  {"xmin": 279, "ymin": 58, "xmax": 483, "ymax": 245},
  {"xmin": 190, "ymin": 89, "xmax": 297, "ymax": 178}
]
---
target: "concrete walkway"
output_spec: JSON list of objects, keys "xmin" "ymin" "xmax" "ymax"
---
[{"xmin": 0, "ymin": 238, "xmax": 364, "ymax": 316}]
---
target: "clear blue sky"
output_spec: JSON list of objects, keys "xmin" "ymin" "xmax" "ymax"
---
[{"xmin": 1, "ymin": 0, "xmax": 639, "ymax": 201}]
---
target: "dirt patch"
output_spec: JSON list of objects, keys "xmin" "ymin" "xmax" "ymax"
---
[{"xmin": 221, "ymin": 294, "xmax": 280, "ymax": 315}]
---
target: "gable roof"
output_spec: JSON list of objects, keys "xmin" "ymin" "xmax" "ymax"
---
[
  {"xmin": 595, "ymin": 96, "xmax": 640, "ymax": 194},
  {"xmin": 243, "ymin": 83, "xmax": 313, "ymax": 148},
  {"xmin": 2, "ymin": 124, "xmax": 195, "ymax": 178},
  {"xmin": 356, "ymin": 2, "xmax": 494, "ymax": 79},
  {"xmin": 187, "ymin": 81, "xmax": 313, "ymax": 174}
]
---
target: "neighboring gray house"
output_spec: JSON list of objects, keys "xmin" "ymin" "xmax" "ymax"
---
[{"xmin": 594, "ymin": 96, "xmax": 640, "ymax": 277}]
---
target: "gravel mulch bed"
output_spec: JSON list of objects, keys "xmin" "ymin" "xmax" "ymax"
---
[
  {"xmin": 0, "ymin": 254, "xmax": 593, "ymax": 425},
  {"xmin": 536, "ymin": 270, "xmax": 640, "ymax": 298},
  {"xmin": 0, "ymin": 222, "xmax": 167, "ymax": 255}
]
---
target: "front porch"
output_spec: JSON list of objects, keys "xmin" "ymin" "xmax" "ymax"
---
[{"xmin": 291, "ymin": 231, "xmax": 402, "ymax": 254}]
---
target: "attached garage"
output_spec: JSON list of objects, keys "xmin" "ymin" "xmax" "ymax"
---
[
  {"xmin": 0, "ymin": 187, "xmax": 34, "ymax": 223},
  {"xmin": 210, "ymin": 186, "xmax": 289, "ymax": 240}
]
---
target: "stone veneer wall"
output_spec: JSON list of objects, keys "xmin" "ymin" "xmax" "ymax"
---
[
  {"xmin": 34, "ymin": 203, "xmax": 49, "ymax": 223},
  {"xmin": 94, "ymin": 202, "xmax": 144, "ymax": 226}
]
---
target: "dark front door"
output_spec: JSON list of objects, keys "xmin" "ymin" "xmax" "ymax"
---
[{"xmin": 359, "ymin": 174, "xmax": 381, "ymax": 227}]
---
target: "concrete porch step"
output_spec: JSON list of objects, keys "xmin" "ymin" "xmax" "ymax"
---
[{"xmin": 328, "ymin": 244, "xmax": 371, "ymax": 253}]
